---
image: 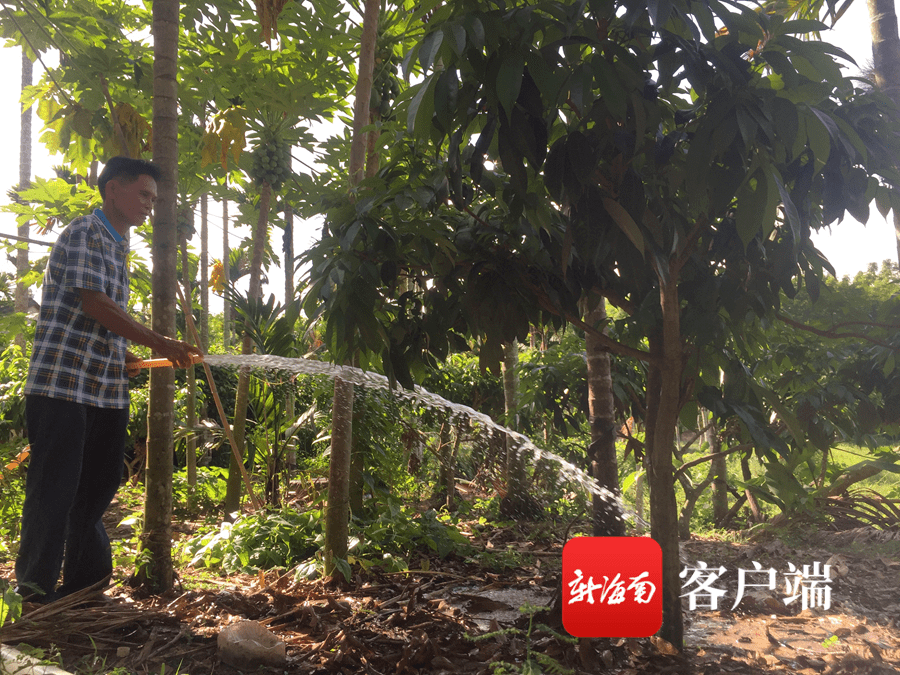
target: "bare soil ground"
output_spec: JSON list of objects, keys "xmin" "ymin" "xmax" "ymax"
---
[{"xmin": 1, "ymin": 498, "xmax": 899, "ymax": 675}]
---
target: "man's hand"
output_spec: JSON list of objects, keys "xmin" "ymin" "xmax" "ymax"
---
[
  {"xmin": 80, "ymin": 290, "xmax": 204, "ymax": 369},
  {"xmin": 157, "ymin": 338, "xmax": 203, "ymax": 369},
  {"xmin": 125, "ymin": 352, "xmax": 143, "ymax": 378}
]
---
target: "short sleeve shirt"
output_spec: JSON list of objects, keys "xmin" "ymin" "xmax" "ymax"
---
[{"xmin": 25, "ymin": 210, "xmax": 131, "ymax": 409}]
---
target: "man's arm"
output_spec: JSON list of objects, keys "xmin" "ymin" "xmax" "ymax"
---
[{"xmin": 80, "ymin": 289, "xmax": 202, "ymax": 368}]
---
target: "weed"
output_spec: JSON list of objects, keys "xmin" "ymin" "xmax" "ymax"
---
[
  {"xmin": 173, "ymin": 467, "xmax": 229, "ymax": 516},
  {"xmin": 0, "ymin": 441, "xmax": 27, "ymax": 556},
  {"xmin": 0, "ymin": 578, "xmax": 22, "ymax": 626},
  {"xmin": 183, "ymin": 500, "xmax": 472, "ymax": 579},
  {"xmin": 182, "ymin": 507, "xmax": 322, "ymax": 573},
  {"xmin": 112, "ymin": 511, "xmax": 144, "ymax": 571},
  {"xmin": 468, "ymin": 602, "xmax": 577, "ymax": 674},
  {"xmin": 468, "ymin": 547, "xmax": 535, "ymax": 573}
]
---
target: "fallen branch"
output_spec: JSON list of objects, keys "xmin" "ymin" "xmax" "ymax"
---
[{"xmin": 824, "ymin": 463, "xmax": 893, "ymax": 498}]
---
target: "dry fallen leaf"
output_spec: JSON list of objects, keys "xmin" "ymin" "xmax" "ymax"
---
[{"xmin": 650, "ymin": 635, "xmax": 680, "ymax": 656}]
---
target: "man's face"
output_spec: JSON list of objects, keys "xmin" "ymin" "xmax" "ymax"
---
[{"xmin": 107, "ymin": 174, "xmax": 158, "ymax": 226}]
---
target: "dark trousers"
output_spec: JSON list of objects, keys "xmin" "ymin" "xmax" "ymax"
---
[{"xmin": 15, "ymin": 395, "xmax": 129, "ymax": 600}]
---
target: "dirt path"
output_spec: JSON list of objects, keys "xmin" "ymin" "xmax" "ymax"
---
[{"xmin": 2, "ymin": 511, "xmax": 899, "ymax": 674}]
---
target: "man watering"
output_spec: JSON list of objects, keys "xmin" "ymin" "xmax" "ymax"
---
[{"xmin": 16, "ymin": 156, "xmax": 202, "ymax": 602}]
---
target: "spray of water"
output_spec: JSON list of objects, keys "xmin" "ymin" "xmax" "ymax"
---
[{"xmin": 203, "ymin": 353, "xmax": 635, "ymax": 523}]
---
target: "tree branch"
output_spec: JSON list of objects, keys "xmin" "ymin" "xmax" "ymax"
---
[
  {"xmin": 673, "ymin": 443, "xmax": 753, "ymax": 481},
  {"xmin": 673, "ymin": 215, "xmax": 709, "ymax": 277},
  {"xmin": 531, "ymin": 286, "xmax": 657, "ymax": 363},
  {"xmin": 777, "ymin": 313, "xmax": 897, "ymax": 350}
]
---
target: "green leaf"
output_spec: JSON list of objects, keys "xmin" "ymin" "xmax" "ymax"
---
[
  {"xmin": 434, "ymin": 67, "xmax": 459, "ymax": 133},
  {"xmin": 773, "ymin": 172, "xmax": 801, "ymax": 246},
  {"xmin": 496, "ymin": 50, "xmax": 525, "ymax": 121},
  {"xmin": 621, "ymin": 469, "xmax": 643, "ymax": 494},
  {"xmin": 602, "ymin": 198, "xmax": 644, "ymax": 255},
  {"xmin": 679, "ymin": 399, "xmax": 698, "ymax": 429},
  {"xmin": 419, "ymin": 30, "xmax": 444, "ymax": 72},
  {"xmin": 875, "ymin": 185, "xmax": 893, "ymax": 220},
  {"xmin": 736, "ymin": 175, "xmax": 763, "ymax": 247},
  {"xmin": 593, "ymin": 57, "xmax": 627, "ymax": 121},
  {"xmin": 464, "ymin": 15, "xmax": 485, "ymax": 52},
  {"xmin": 761, "ymin": 171, "xmax": 779, "ymax": 239},
  {"xmin": 647, "ymin": 0, "xmax": 673, "ymax": 28},
  {"xmin": 776, "ymin": 19, "xmax": 828, "ymax": 35},
  {"xmin": 407, "ymin": 74, "xmax": 438, "ymax": 140},
  {"xmin": 444, "ymin": 22, "xmax": 466, "ymax": 56},
  {"xmin": 692, "ymin": 1, "xmax": 717, "ymax": 41},
  {"xmin": 805, "ymin": 109, "xmax": 831, "ymax": 166}
]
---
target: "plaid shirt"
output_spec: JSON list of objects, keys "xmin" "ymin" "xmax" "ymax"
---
[{"xmin": 25, "ymin": 210, "xmax": 131, "ymax": 409}]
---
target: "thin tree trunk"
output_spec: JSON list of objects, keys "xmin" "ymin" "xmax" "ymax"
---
[
  {"xmin": 648, "ymin": 278, "xmax": 684, "ymax": 649},
  {"xmin": 142, "ymin": 0, "xmax": 180, "ymax": 592},
  {"xmin": 634, "ymin": 471, "xmax": 646, "ymax": 533},
  {"xmin": 284, "ymin": 205, "xmax": 297, "ymax": 473},
  {"xmin": 222, "ymin": 196, "xmax": 231, "ymax": 349},
  {"xmin": 349, "ymin": 394, "xmax": 364, "ymax": 515},
  {"xmin": 324, "ymin": 377, "xmax": 353, "ymax": 576},
  {"xmin": 324, "ymin": 0, "xmax": 380, "ymax": 579},
  {"xmin": 498, "ymin": 342, "xmax": 541, "ymax": 519},
  {"xmin": 14, "ymin": 49, "xmax": 33, "ymax": 350},
  {"xmin": 200, "ymin": 193, "xmax": 209, "ymax": 350},
  {"xmin": 503, "ymin": 340, "xmax": 520, "ymax": 488},
  {"xmin": 702, "ymin": 409, "xmax": 728, "ymax": 525},
  {"xmin": 867, "ymin": 0, "xmax": 900, "ymax": 264},
  {"xmin": 437, "ymin": 420, "xmax": 459, "ymax": 509},
  {"xmin": 223, "ymin": 183, "xmax": 272, "ymax": 516},
  {"xmin": 180, "ymin": 224, "xmax": 198, "ymax": 494},
  {"xmin": 585, "ymin": 299, "xmax": 625, "ymax": 536},
  {"xmin": 741, "ymin": 449, "xmax": 763, "ymax": 523}
]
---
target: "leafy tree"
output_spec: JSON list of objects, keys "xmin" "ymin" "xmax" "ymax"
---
[{"xmin": 304, "ymin": 0, "xmax": 900, "ymax": 646}]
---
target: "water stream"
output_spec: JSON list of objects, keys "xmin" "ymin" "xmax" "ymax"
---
[{"xmin": 202, "ymin": 353, "xmax": 634, "ymax": 523}]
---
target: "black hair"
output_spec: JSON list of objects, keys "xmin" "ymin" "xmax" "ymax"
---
[{"xmin": 97, "ymin": 157, "xmax": 163, "ymax": 199}]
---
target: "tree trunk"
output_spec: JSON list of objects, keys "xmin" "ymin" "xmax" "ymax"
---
[
  {"xmin": 349, "ymin": 394, "xmax": 364, "ymax": 515},
  {"xmin": 222, "ymin": 197, "xmax": 231, "ymax": 349},
  {"xmin": 634, "ymin": 470, "xmax": 646, "ymax": 533},
  {"xmin": 180, "ymin": 226, "xmax": 198, "ymax": 495},
  {"xmin": 324, "ymin": 377, "xmax": 354, "ymax": 577},
  {"xmin": 284, "ymin": 205, "xmax": 297, "ymax": 473},
  {"xmin": 702, "ymin": 409, "xmax": 729, "ymax": 525},
  {"xmin": 647, "ymin": 278, "xmax": 684, "ymax": 649},
  {"xmin": 200, "ymin": 192, "xmax": 209, "ymax": 351},
  {"xmin": 323, "ymin": 0, "xmax": 380, "ymax": 578},
  {"xmin": 740, "ymin": 448, "xmax": 763, "ymax": 523},
  {"xmin": 499, "ymin": 342, "xmax": 542, "ymax": 519},
  {"xmin": 585, "ymin": 299, "xmax": 625, "ymax": 536},
  {"xmin": 223, "ymin": 182, "xmax": 272, "ymax": 516},
  {"xmin": 14, "ymin": 49, "xmax": 33, "ymax": 350},
  {"xmin": 142, "ymin": 0, "xmax": 180, "ymax": 592},
  {"xmin": 502, "ymin": 340, "xmax": 520, "ymax": 490},
  {"xmin": 867, "ymin": 0, "xmax": 900, "ymax": 264},
  {"xmin": 436, "ymin": 420, "xmax": 460, "ymax": 509}
]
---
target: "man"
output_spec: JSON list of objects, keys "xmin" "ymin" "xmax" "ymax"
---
[{"xmin": 16, "ymin": 156, "xmax": 202, "ymax": 602}]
